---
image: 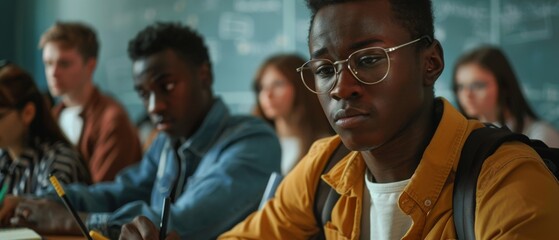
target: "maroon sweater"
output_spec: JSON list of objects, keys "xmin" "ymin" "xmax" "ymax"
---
[{"xmin": 53, "ymin": 87, "xmax": 142, "ymax": 182}]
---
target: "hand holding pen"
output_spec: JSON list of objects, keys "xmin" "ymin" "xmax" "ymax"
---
[
  {"xmin": 120, "ymin": 216, "xmax": 180, "ymax": 240},
  {"xmin": 159, "ymin": 197, "xmax": 171, "ymax": 239}
]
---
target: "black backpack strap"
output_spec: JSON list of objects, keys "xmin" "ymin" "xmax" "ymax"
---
[
  {"xmin": 529, "ymin": 140, "xmax": 559, "ymax": 177},
  {"xmin": 453, "ymin": 126, "xmax": 528, "ymax": 240},
  {"xmin": 312, "ymin": 142, "xmax": 350, "ymax": 240}
]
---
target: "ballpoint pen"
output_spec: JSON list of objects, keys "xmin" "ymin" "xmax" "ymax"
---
[
  {"xmin": 160, "ymin": 196, "xmax": 171, "ymax": 240},
  {"xmin": 49, "ymin": 175, "xmax": 94, "ymax": 240}
]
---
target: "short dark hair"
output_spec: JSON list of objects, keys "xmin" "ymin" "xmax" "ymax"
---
[
  {"xmin": 452, "ymin": 46, "xmax": 538, "ymax": 133},
  {"xmin": 306, "ymin": 0, "xmax": 434, "ymax": 42},
  {"xmin": 39, "ymin": 21, "xmax": 99, "ymax": 60},
  {"xmin": 128, "ymin": 22, "xmax": 211, "ymax": 70}
]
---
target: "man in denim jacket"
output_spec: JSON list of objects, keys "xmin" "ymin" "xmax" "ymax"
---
[{"xmin": 0, "ymin": 22, "xmax": 281, "ymax": 240}]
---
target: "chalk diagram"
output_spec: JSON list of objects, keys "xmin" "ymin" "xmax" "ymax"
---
[{"xmin": 500, "ymin": 1, "xmax": 558, "ymax": 44}]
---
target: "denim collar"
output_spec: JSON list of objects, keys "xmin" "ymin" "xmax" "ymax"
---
[{"xmin": 176, "ymin": 97, "xmax": 230, "ymax": 158}]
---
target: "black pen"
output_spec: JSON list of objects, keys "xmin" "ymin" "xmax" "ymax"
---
[
  {"xmin": 49, "ymin": 175, "xmax": 93, "ymax": 240},
  {"xmin": 160, "ymin": 196, "xmax": 171, "ymax": 239}
]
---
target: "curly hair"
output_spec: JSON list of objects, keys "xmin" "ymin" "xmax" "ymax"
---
[
  {"xmin": 128, "ymin": 22, "xmax": 211, "ymax": 70},
  {"xmin": 306, "ymin": 0, "xmax": 434, "ymax": 43},
  {"xmin": 39, "ymin": 21, "xmax": 99, "ymax": 60}
]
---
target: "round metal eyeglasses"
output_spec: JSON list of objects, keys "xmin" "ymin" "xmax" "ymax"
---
[{"xmin": 296, "ymin": 36, "xmax": 432, "ymax": 94}]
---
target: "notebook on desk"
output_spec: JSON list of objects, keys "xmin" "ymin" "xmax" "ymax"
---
[{"xmin": 0, "ymin": 228, "xmax": 41, "ymax": 240}]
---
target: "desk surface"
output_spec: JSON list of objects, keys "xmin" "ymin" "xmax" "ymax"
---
[{"xmin": 44, "ymin": 236, "xmax": 85, "ymax": 240}]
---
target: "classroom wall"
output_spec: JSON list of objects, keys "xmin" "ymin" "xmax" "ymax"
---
[
  {"xmin": 0, "ymin": 0, "xmax": 16, "ymax": 65},
  {"xmin": 2, "ymin": 0, "xmax": 558, "ymax": 129}
]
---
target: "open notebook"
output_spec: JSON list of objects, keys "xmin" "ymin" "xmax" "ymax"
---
[{"xmin": 0, "ymin": 228, "xmax": 41, "ymax": 240}]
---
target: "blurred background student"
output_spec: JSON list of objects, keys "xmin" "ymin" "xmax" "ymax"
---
[
  {"xmin": 253, "ymin": 54, "xmax": 334, "ymax": 175},
  {"xmin": 40, "ymin": 22, "xmax": 142, "ymax": 182},
  {"xmin": 0, "ymin": 61, "xmax": 91, "ymax": 195},
  {"xmin": 452, "ymin": 46, "xmax": 559, "ymax": 147}
]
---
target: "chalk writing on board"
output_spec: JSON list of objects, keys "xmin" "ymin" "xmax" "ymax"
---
[
  {"xmin": 206, "ymin": 38, "xmax": 222, "ymax": 64},
  {"xmin": 501, "ymin": 2, "xmax": 555, "ymax": 44},
  {"xmin": 219, "ymin": 12, "xmax": 254, "ymax": 41},
  {"xmin": 434, "ymin": 1, "xmax": 490, "ymax": 50},
  {"xmin": 436, "ymin": 1, "xmax": 487, "ymax": 20},
  {"xmin": 144, "ymin": 8, "xmax": 157, "ymax": 21},
  {"xmin": 234, "ymin": 0, "xmax": 281, "ymax": 13},
  {"xmin": 201, "ymin": 0, "xmax": 220, "ymax": 11},
  {"xmin": 522, "ymin": 83, "xmax": 559, "ymax": 125},
  {"xmin": 235, "ymin": 34, "xmax": 286, "ymax": 56},
  {"xmin": 296, "ymin": 19, "xmax": 309, "ymax": 45},
  {"xmin": 184, "ymin": 14, "xmax": 199, "ymax": 29},
  {"xmin": 174, "ymin": 0, "xmax": 187, "ymax": 12}
]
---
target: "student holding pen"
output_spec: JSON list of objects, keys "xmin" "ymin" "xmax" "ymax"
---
[{"xmin": 0, "ymin": 22, "xmax": 281, "ymax": 239}]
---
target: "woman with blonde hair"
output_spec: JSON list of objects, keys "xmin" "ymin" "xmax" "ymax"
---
[
  {"xmin": 0, "ymin": 61, "xmax": 91, "ymax": 195},
  {"xmin": 253, "ymin": 54, "xmax": 334, "ymax": 175}
]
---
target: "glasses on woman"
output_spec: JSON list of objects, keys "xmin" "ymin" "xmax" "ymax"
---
[{"xmin": 297, "ymin": 36, "xmax": 432, "ymax": 94}]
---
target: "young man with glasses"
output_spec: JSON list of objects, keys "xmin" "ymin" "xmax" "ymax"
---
[{"xmin": 121, "ymin": 0, "xmax": 559, "ymax": 239}]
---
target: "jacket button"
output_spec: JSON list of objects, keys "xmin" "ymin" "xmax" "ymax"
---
[{"xmin": 424, "ymin": 199, "xmax": 432, "ymax": 207}]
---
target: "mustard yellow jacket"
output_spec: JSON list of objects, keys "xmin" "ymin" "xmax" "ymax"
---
[{"xmin": 221, "ymin": 99, "xmax": 559, "ymax": 239}]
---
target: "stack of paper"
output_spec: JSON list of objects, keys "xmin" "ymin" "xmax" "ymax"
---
[{"xmin": 0, "ymin": 228, "xmax": 41, "ymax": 240}]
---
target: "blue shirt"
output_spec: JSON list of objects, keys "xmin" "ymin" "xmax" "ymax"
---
[{"xmin": 47, "ymin": 98, "xmax": 281, "ymax": 239}]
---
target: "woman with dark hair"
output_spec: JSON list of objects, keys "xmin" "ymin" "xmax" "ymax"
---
[
  {"xmin": 452, "ymin": 46, "xmax": 559, "ymax": 147},
  {"xmin": 0, "ymin": 61, "xmax": 91, "ymax": 195},
  {"xmin": 253, "ymin": 54, "xmax": 334, "ymax": 175}
]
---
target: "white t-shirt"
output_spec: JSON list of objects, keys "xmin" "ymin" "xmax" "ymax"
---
[
  {"xmin": 362, "ymin": 171, "xmax": 412, "ymax": 240},
  {"xmin": 279, "ymin": 137, "xmax": 300, "ymax": 175},
  {"xmin": 523, "ymin": 120, "xmax": 559, "ymax": 148},
  {"xmin": 504, "ymin": 116, "xmax": 559, "ymax": 148},
  {"xmin": 58, "ymin": 106, "xmax": 84, "ymax": 145}
]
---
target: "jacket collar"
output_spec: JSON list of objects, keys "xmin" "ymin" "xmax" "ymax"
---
[
  {"xmin": 52, "ymin": 86, "xmax": 103, "ymax": 118},
  {"xmin": 176, "ymin": 97, "xmax": 230, "ymax": 158},
  {"xmin": 401, "ymin": 98, "xmax": 469, "ymax": 213},
  {"xmin": 323, "ymin": 98, "xmax": 470, "ymax": 212}
]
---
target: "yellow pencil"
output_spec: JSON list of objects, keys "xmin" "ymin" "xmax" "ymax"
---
[{"xmin": 89, "ymin": 230, "xmax": 110, "ymax": 240}]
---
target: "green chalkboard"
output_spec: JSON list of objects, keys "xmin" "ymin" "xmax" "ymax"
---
[{"xmin": 4, "ymin": 0, "xmax": 558, "ymax": 129}]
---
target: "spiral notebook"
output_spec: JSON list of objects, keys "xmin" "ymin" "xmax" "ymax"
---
[{"xmin": 0, "ymin": 228, "xmax": 41, "ymax": 240}]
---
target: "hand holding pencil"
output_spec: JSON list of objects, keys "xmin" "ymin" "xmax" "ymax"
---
[
  {"xmin": 49, "ymin": 175, "xmax": 112, "ymax": 240},
  {"xmin": 0, "ymin": 195, "xmax": 24, "ymax": 226},
  {"xmin": 3, "ymin": 196, "xmax": 82, "ymax": 234},
  {"xmin": 0, "ymin": 175, "xmax": 109, "ymax": 239}
]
